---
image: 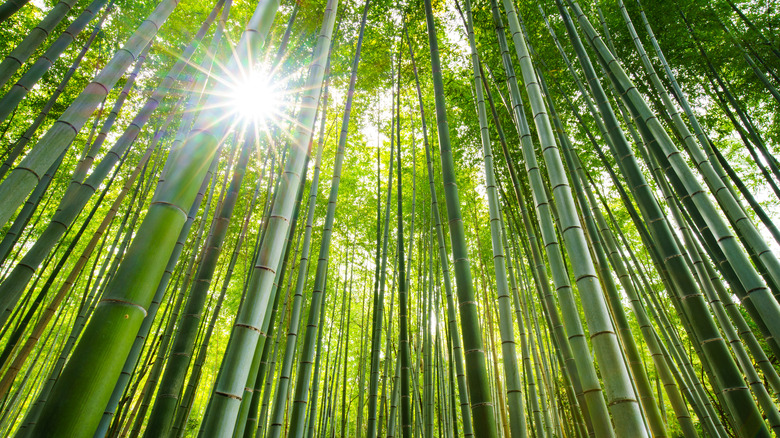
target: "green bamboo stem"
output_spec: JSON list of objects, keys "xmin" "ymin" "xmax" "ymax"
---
[
  {"xmin": 243, "ymin": 160, "xmax": 282, "ymax": 438},
  {"xmin": 423, "ymin": 0, "xmax": 497, "ymax": 434},
  {"xmin": 340, "ymin": 262, "xmax": 354, "ymax": 438},
  {"xmin": 306, "ymin": 272, "xmax": 331, "ymax": 438},
  {"xmin": 0, "ymin": 0, "xmax": 83, "ymax": 88},
  {"xmin": 459, "ymin": 0, "xmax": 525, "ymax": 434},
  {"xmin": 396, "ymin": 97, "xmax": 412, "ymax": 437},
  {"xmin": 234, "ymin": 166, "xmax": 307, "ymax": 438},
  {"xmin": 498, "ymin": 203, "xmax": 544, "ymax": 438},
  {"xmin": 0, "ymin": 0, "xmax": 29, "ymax": 23},
  {"xmin": 171, "ymin": 175, "xmax": 260, "ymax": 438},
  {"xmin": 0, "ymin": 153, "xmax": 63, "ymax": 267},
  {"xmin": 387, "ymin": 344, "xmax": 400, "ymax": 438},
  {"xmin": 0, "ymin": 0, "xmax": 181, "ymax": 229},
  {"xmin": 286, "ymin": 3, "xmax": 364, "ymax": 433},
  {"xmin": 0, "ymin": 0, "xmax": 113, "ymax": 125},
  {"xmin": 266, "ymin": 74, "xmax": 329, "ymax": 438},
  {"xmin": 405, "ymin": 23, "xmax": 473, "ymax": 437},
  {"xmin": 423, "ymin": 228, "xmax": 433, "ymax": 438},
  {"xmin": 377, "ymin": 257, "xmax": 400, "ymax": 438},
  {"xmin": 96, "ymin": 145, "xmax": 222, "ymax": 437},
  {"xmin": 144, "ymin": 134, "xmax": 252, "ymax": 437},
  {"xmin": 366, "ymin": 100, "xmax": 395, "ymax": 438}
]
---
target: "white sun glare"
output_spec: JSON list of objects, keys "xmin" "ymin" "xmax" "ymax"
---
[{"xmin": 228, "ymin": 70, "xmax": 281, "ymax": 125}]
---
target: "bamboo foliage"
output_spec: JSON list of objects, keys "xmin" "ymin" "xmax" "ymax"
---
[{"xmin": 0, "ymin": 0, "xmax": 779, "ymax": 436}]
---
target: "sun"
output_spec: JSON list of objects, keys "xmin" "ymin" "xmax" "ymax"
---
[{"xmin": 227, "ymin": 69, "xmax": 281, "ymax": 125}]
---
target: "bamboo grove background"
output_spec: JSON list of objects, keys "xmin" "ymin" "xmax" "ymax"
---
[{"xmin": 0, "ymin": 0, "xmax": 779, "ymax": 435}]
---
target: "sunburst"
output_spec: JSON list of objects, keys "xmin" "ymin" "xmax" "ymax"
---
[{"xmin": 226, "ymin": 67, "xmax": 283, "ymax": 126}]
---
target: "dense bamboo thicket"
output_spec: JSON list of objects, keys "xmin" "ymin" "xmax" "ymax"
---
[{"xmin": 0, "ymin": 0, "xmax": 779, "ymax": 436}]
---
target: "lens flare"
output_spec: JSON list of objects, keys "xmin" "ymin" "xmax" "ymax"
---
[{"xmin": 227, "ymin": 70, "xmax": 281, "ymax": 124}]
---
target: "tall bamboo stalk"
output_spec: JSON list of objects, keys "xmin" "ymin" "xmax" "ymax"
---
[
  {"xmin": 459, "ymin": 0, "xmax": 525, "ymax": 434},
  {"xmin": 404, "ymin": 24, "xmax": 473, "ymax": 437},
  {"xmin": 423, "ymin": 0, "xmax": 497, "ymax": 434},
  {"xmin": 287, "ymin": 2, "xmax": 367, "ymax": 432}
]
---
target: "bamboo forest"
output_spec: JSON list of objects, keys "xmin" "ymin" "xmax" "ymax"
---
[{"xmin": 4, "ymin": 0, "xmax": 780, "ymax": 435}]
